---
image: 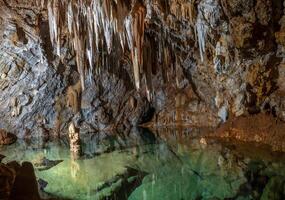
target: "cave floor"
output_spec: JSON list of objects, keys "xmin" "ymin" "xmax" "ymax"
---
[{"xmin": 1, "ymin": 128, "xmax": 285, "ymax": 200}]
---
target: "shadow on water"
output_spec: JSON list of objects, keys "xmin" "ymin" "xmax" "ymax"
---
[{"xmin": 1, "ymin": 127, "xmax": 285, "ymax": 200}]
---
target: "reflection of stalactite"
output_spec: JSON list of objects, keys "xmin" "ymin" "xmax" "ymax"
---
[
  {"xmin": 69, "ymin": 122, "xmax": 80, "ymax": 179},
  {"xmin": 68, "ymin": 122, "xmax": 81, "ymax": 160},
  {"xmin": 175, "ymin": 93, "xmax": 186, "ymax": 125},
  {"xmin": 70, "ymin": 158, "xmax": 80, "ymax": 179}
]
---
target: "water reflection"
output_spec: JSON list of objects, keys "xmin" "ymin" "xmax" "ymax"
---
[{"xmin": 1, "ymin": 128, "xmax": 285, "ymax": 200}]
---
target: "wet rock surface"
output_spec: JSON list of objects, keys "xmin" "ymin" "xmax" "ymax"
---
[
  {"xmin": 0, "ymin": 160, "xmax": 43, "ymax": 200},
  {"xmin": 211, "ymin": 113, "xmax": 285, "ymax": 152}
]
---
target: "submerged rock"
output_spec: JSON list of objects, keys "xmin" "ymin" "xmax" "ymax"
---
[
  {"xmin": 38, "ymin": 178, "xmax": 48, "ymax": 191},
  {"xmin": 95, "ymin": 167, "xmax": 147, "ymax": 200},
  {"xmin": 33, "ymin": 156, "xmax": 63, "ymax": 171},
  {"xmin": 9, "ymin": 162, "xmax": 41, "ymax": 200},
  {"xmin": 0, "ymin": 161, "xmax": 41, "ymax": 200},
  {"xmin": 261, "ymin": 177, "xmax": 285, "ymax": 200},
  {"xmin": 0, "ymin": 154, "xmax": 5, "ymax": 162}
]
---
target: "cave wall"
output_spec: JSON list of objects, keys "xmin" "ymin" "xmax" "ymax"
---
[{"xmin": 0, "ymin": 0, "xmax": 284, "ymax": 138}]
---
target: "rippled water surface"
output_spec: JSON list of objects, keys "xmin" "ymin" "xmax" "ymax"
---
[{"xmin": 1, "ymin": 129, "xmax": 285, "ymax": 200}]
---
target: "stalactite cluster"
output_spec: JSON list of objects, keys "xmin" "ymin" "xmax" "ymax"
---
[
  {"xmin": 34, "ymin": 0, "xmax": 151, "ymax": 91},
  {"xmin": 34, "ymin": 0, "xmax": 210, "ymax": 97}
]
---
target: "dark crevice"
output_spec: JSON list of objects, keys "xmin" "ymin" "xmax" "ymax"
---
[{"xmin": 38, "ymin": 15, "xmax": 55, "ymax": 65}]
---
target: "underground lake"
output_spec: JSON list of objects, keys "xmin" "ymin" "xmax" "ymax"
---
[{"xmin": 1, "ymin": 128, "xmax": 285, "ymax": 200}]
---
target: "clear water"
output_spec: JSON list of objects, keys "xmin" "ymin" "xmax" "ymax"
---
[{"xmin": 1, "ymin": 128, "xmax": 285, "ymax": 200}]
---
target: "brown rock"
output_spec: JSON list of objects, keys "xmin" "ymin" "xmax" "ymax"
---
[
  {"xmin": 9, "ymin": 162, "xmax": 41, "ymax": 200},
  {"xmin": 212, "ymin": 114, "xmax": 285, "ymax": 152},
  {"xmin": 0, "ymin": 130, "xmax": 17, "ymax": 145},
  {"xmin": 230, "ymin": 17, "xmax": 253, "ymax": 48},
  {"xmin": 0, "ymin": 163, "xmax": 16, "ymax": 199},
  {"xmin": 275, "ymin": 29, "xmax": 285, "ymax": 46},
  {"xmin": 255, "ymin": 0, "xmax": 272, "ymax": 25},
  {"xmin": 222, "ymin": 0, "xmax": 255, "ymax": 17}
]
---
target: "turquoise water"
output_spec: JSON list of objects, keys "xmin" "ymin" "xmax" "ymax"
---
[{"xmin": 1, "ymin": 129, "xmax": 285, "ymax": 200}]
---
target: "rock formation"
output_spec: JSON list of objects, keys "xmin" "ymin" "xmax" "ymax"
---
[
  {"xmin": 0, "ymin": 0, "xmax": 283, "ymax": 148},
  {"xmin": 0, "ymin": 129, "xmax": 17, "ymax": 145},
  {"xmin": 0, "ymin": 160, "xmax": 44, "ymax": 200},
  {"xmin": 0, "ymin": 162, "xmax": 16, "ymax": 199}
]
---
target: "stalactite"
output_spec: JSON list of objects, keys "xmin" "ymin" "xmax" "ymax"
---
[
  {"xmin": 170, "ymin": 0, "xmax": 195, "ymax": 25},
  {"xmin": 143, "ymin": 35, "xmax": 153, "ymax": 101},
  {"xmin": 196, "ymin": 17, "xmax": 207, "ymax": 62},
  {"xmin": 195, "ymin": 0, "xmax": 221, "ymax": 62},
  {"xmin": 47, "ymin": 0, "xmax": 61, "ymax": 56},
  {"xmin": 38, "ymin": 0, "xmax": 215, "ymax": 98},
  {"xmin": 130, "ymin": 2, "xmax": 146, "ymax": 89},
  {"xmin": 67, "ymin": 80, "xmax": 82, "ymax": 113},
  {"xmin": 36, "ymin": 0, "xmax": 149, "ymax": 91}
]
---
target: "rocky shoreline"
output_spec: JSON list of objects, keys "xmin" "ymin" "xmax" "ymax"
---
[
  {"xmin": 0, "ymin": 160, "xmax": 40, "ymax": 200},
  {"xmin": 211, "ymin": 113, "xmax": 285, "ymax": 152}
]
